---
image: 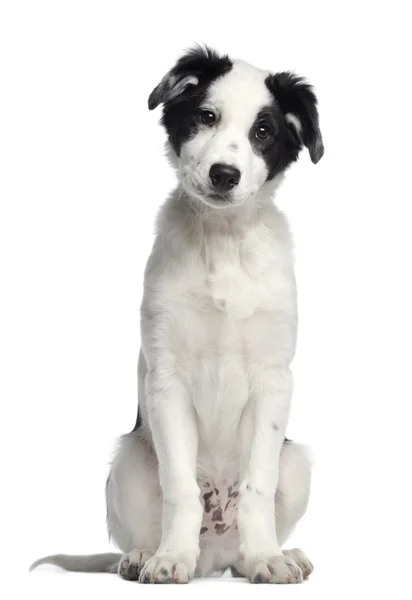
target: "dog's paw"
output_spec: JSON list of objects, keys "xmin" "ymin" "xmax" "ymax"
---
[
  {"xmin": 282, "ymin": 548, "xmax": 314, "ymax": 579},
  {"xmin": 118, "ymin": 549, "xmax": 153, "ymax": 581},
  {"xmin": 139, "ymin": 553, "xmax": 196, "ymax": 584},
  {"xmin": 248, "ymin": 554, "xmax": 303, "ymax": 584}
]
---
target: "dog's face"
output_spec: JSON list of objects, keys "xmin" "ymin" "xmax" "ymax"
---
[{"xmin": 149, "ymin": 46, "xmax": 323, "ymax": 208}]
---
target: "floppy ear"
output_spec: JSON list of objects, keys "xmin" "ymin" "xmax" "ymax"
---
[
  {"xmin": 148, "ymin": 73, "xmax": 199, "ymax": 110},
  {"xmin": 267, "ymin": 72, "xmax": 324, "ymax": 164},
  {"xmin": 148, "ymin": 45, "xmax": 231, "ymax": 110}
]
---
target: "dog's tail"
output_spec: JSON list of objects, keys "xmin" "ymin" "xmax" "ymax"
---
[{"xmin": 29, "ymin": 553, "xmax": 121, "ymax": 573}]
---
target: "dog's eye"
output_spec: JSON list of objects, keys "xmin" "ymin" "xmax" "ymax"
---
[
  {"xmin": 199, "ymin": 110, "xmax": 216, "ymax": 125},
  {"xmin": 256, "ymin": 123, "xmax": 273, "ymax": 140}
]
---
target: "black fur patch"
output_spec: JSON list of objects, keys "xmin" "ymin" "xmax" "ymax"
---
[
  {"xmin": 266, "ymin": 72, "xmax": 324, "ymax": 165},
  {"xmin": 148, "ymin": 45, "xmax": 232, "ymax": 155},
  {"xmin": 248, "ymin": 105, "xmax": 301, "ymax": 181},
  {"xmin": 247, "ymin": 72, "xmax": 323, "ymax": 181}
]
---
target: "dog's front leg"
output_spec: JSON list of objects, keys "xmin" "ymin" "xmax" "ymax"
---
[
  {"xmin": 139, "ymin": 366, "xmax": 202, "ymax": 584},
  {"xmin": 237, "ymin": 365, "xmax": 303, "ymax": 584}
]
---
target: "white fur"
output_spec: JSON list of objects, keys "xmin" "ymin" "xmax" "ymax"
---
[
  {"xmin": 128, "ymin": 172, "xmax": 303, "ymax": 580},
  {"xmin": 31, "ymin": 59, "xmax": 314, "ymax": 584},
  {"xmin": 181, "ymin": 60, "xmax": 273, "ymax": 207}
]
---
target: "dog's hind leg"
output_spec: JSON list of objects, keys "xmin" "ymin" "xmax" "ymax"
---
[
  {"xmin": 230, "ymin": 441, "xmax": 313, "ymax": 580},
  {"xmin": 31, "ymin": 433, "xmax": 161, "ymax": 578},
  {"xmin": 106, "ymin": 432, "xmax": 162, "ymax": 580}
]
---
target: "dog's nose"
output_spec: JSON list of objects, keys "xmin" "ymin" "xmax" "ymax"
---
[{"xmin": 209, "ymin": 163, "xmax": 241, "ymax": 192}]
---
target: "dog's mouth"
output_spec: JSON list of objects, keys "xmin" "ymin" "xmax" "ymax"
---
[
  {"xmin": 206, "ymin": 191, "xmax": 233, "ymax": 204},
  {"xmin": 196, "ymin": 189, "xmax": 234, "ymax": 209},
  {"xmin": 182, "ymin": 176, "xmax": 234, "ymax": 206}
]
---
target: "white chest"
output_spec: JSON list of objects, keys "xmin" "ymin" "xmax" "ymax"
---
[
  {"xmin": 202, "ymin": 226, "xmax": 294, "ymax": 320},
  {"xmin": 183, "ymin": 237, "xmax": 295, "ymax": 469},
  {"xmin": 143, "ymin": 206, "xmax": 296, "ymax": 471}
]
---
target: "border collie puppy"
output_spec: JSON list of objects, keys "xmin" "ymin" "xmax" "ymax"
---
[{"xmin": 31, "ymin": 45, "xmax": 323, "ymax": 584}]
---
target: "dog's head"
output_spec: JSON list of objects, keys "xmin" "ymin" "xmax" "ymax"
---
[{"xmin": 149, "ymin": 46, "xmax": 323, "ymax": 208}]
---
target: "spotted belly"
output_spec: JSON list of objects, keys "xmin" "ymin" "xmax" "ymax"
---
[{"xmin": 199, "ymin": 478, "xmax": 240, "ymax": 539}]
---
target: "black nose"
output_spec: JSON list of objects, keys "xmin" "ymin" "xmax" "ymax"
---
[{"xmin": 209, "ymin": 163, "xmax": 241, "ymax": 192}]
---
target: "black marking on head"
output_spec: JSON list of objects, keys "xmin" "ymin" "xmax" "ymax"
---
[
  {"xmin": 248, "ymin": 72, "xmax": 323, "ymax": 181},
  {"xmin": 266, "ymin": 72, "xmax": 324, "ymax": 164},
  {"xmin": 148, "ymin": 45, "xmax": 232, "ymax": 155},
  {"xmin": 248, "ymin": 105, "xmax": 301, "ymax": 180},
  {"xmin": 200, "ymin": 526, "xmax": 208, "ymax": 534}
]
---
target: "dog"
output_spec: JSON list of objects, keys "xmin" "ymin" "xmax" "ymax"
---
[{"xmin": 31, "ymin": 45, "xmax": 323, "ymax": 584}]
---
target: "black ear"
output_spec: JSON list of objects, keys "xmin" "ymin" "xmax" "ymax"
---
[
  {"xmin": 148, "ymin": 72, "xmax": 199, "ymax": 111},
  {"xmin": 266, "ymin": 72, "xmax": 324, "ymax": 164},
  {"xmin": 148, "ymin": 45, "xmax": 232, "ymax": 110}
]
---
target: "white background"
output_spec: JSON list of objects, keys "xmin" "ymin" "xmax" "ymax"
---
[{"xmin": 1, "ymin": 1, "xmax": 411, "ymax": 598}]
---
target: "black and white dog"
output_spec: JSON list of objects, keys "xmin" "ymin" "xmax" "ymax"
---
[{"xmin": 31, "ymin": 45, "xmax": 323, "ymax": 584}]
